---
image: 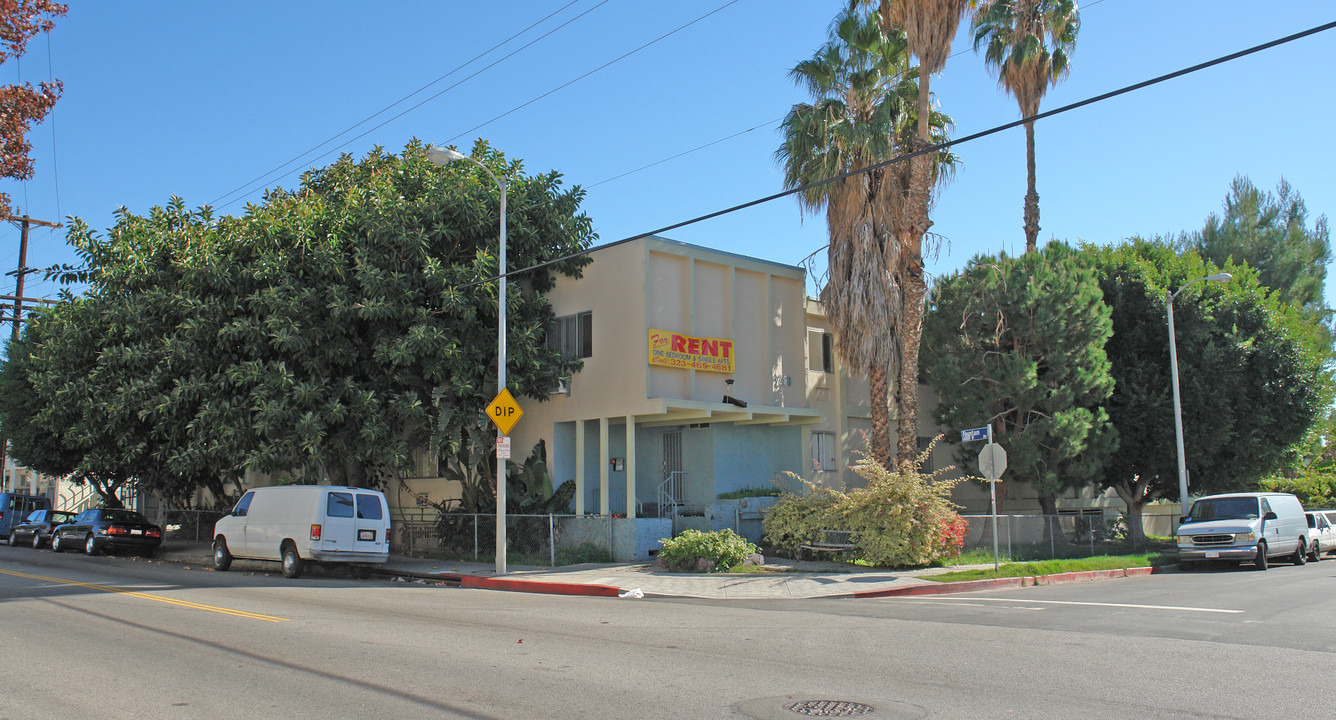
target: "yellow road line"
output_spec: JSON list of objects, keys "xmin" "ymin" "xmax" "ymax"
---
[{"xmin": 0, "ymin": 568, "xmax": 289, "ymax": 622}]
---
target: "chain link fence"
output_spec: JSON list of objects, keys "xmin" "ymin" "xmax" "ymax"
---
[
  {"xmin": 149, "ymin": 508, "xmax": 228, "ymax": 543},
  {"xmin": 392, "ymin": 509, "xmax": 616, "ymax": 566},
  {"xmin": 961, "ymin": 511, "xmax": 1180, "ymax": 562}
]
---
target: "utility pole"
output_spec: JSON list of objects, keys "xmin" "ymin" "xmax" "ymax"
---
[{"xmin": 0, "ymin": 212, "xmax": 62, "ymax": 491}]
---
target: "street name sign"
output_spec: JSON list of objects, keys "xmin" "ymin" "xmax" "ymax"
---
[
  {"xmin": 960, "ymin": 427, "xmax": 989, "ymax": 443},
  {"xmin": 486, "ymin": 388, "xmax": 523, "ymax": 436}
]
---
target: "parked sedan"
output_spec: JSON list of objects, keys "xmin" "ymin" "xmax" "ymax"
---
[
  {"xmin": 6, "ymin": 509, "xmax": 76, "ymax": 549},
  {"xmin": 1306, "ymin": 511, "xmax": 1336, "ymax": 561},
  {"xmin": 51, "ymin": 508, "xmax": 163, "ymax": 557}
]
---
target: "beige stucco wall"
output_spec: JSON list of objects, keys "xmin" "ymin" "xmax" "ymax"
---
[{"xmin": 509, "ymin": 236, "xmax": 817, "ymax": 519}]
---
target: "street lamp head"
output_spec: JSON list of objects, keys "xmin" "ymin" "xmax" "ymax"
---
[
  {"xmin": 424, "ymin": 145, "xmax": 467, "ymax": 166},
  {"xmin": 1207, "ymin": 273, "xmax": 1233, "ymax": 283}
]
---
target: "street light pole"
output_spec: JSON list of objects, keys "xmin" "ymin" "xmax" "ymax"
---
[
  {"xmin": 426, "ymin": 145, "xmax": 508, "ymax": 575},
  {"xmin": 1167, "ymin": 272, "xmax": 1231, "ymax": 521}
]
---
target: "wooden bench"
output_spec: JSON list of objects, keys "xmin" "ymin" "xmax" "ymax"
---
[{"xmin": 801, "ymin": 529, "xmax": 856, "ymax": 556}]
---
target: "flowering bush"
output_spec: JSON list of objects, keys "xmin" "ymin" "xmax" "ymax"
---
[{"xmin": 762, "ymin": 436, "xmax": 969, "ymax": 567}]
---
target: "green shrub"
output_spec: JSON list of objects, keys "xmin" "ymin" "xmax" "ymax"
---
[
  {"xmin": 760, "ymin": 486, "xmax": 842, "ymax": 555},
  {"xmin": 658, "ymin": 528, "xmax": 760, "ymax": 572},
  {"xmin": 1258, "ymin": 471, "xmax": 1336, "ymax": 508},
  {"xmin": 763, "ymin": 437, "xmax": 967, "ymax": 567}
]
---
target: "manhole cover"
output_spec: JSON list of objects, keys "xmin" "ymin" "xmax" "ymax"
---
[{"xmin": 785, "ymin": 700, "xmax": 875, "ymax": 717}]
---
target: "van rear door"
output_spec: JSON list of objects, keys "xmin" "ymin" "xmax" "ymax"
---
[
  {"xmin": 318, "ymin": 490, "xmax": 358, "ymax": 555},
  {"xmin": 353, "ymin": 493, "xmax": 387, "ymax": 555}
]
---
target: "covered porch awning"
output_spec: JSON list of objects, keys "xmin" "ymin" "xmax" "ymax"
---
[{"xmin": 633, "ymin": 398, "xmax": 824, "ymax": 429}]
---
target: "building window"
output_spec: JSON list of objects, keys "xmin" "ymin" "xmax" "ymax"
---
[
  {"xmin": 917, "ymin": 436, "xmax": 935, "ymax": 474},
  {"xmin": 549, "ymin": 311, "xmax": 593, "ymax": 360},
  {"xmin": 808, "ymin": 330, "xmax": 833, "ymax": 373},
  {"xmin": 811, "ymin": 432, "xmax": 837, "ymax": 472}
]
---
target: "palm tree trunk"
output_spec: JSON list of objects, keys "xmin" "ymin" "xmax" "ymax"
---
[
  {"xmin": 1023, "ymin": 119, "xmax": 1040, "ymax": 253},
  {"xmin": 869, "ymin": 364, "xmax": 891, "ymax": 467},
  {"xmin": 896, "ymin": 66, "xmax": 934, "ymax": 468},
  {"xmin": 896, "ymin": 261, "xmax": 926, "ymax": 466}
]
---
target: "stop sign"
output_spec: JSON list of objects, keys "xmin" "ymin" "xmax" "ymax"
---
[{"xmin": 978, "ymin": 442, "xmax": 1007, "ymax": 480}]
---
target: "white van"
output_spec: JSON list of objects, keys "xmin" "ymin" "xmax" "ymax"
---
[
  {"xmin": 212, "ymin": 485, "xmax": 391, "ymax": 579},
  {"xmin": 1177, "ymin": 492, "xmax": 1309, "ymax": 571}
]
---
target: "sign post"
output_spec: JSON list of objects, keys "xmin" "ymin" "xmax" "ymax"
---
[
  {"xmin": 963, "ymin": 425, "xmax": 1006, "ymax": 570},
  {"xmin": 485, "ymin": 388, "xmax": 523, "ymax": 575}
]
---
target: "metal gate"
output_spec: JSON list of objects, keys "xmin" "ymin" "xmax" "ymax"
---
[{"xmin": 658, "ymin": 431, "xmax": 685, "ymax": 522}]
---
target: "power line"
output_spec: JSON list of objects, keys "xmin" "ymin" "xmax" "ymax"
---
[
  {"xmin": 458, "ymin": 18, "xmax": 1336, "ymax": 291},
  {"xmin": 207, "ymin": 0, "xmax": 597, "ymax": 210},
  {"xmin": 443, "ymin": 0, "xmax": 743, "ymax": 146}
]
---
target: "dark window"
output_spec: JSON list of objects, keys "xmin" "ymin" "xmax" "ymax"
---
[
  {"xmin": 234, "ymin": 491, "xmax": 255, "ymax": 517},
  {"xmin": 548, "ymin": 311, "xmax": 593, "ymax": 360},
  {"xmin": 917, "ymin": 437, "xmax": 935, "ymax": 474},
  {"xmin": 807, "ymin": 330, "xmax": 834, "ymax": 373},
  {"xmin": 327, "ymin": 492, "xmax": 355, "ymax": 518},
  {"xmin": 356, "ymin": 494, "xmax": 383, "ymax": 520}
]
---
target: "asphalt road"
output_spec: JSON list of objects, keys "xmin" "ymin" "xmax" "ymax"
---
[{"xmin": 3, "ymin": 545, "xmax": 1334, "ymax": 719}]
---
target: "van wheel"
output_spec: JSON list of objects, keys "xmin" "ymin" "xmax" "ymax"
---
[
  {"xmin": 1310, "ymin": 540, "xmax": 1322, "ymax": 563},
  {"xmin": 1254, "ymin": 542, "xmax": 1268, "ymax": 571},
  {"xmin": 7, "ymin": 533, "xmax": 16, "ymax": 547},
  {"xmin": 213, "ymin": 538, "xmax": 233, "ymax": 571},
  {"xmin": 281, "ymin": 543, "xmax": 304, "ymax": 579},
  {"xmin": 1292, "ymin": 538, "xmax": 1307, "ymax": 565}
]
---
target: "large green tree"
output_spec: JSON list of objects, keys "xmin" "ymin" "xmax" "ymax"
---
[
  {"xmin": 777, "ymin": 7, "xmax": 955, "ymax": 467},
  {"xmin": 971, "ymin": 0, "xmax": 1080, "ymax": 253},
  {"xmin": 7, "ymin": 140, "xmax": 594, "ymax": 504},
  {"xmin": 1083, "ymin": 239, "xmax": 1330, "ymax": 541},
  {"xmin": 1176, "ymin": 176, "xmax": 1331, "ymax": 312},
  {"xmin": 923, "ymin": 241, "xmax": 1115, "ymax": 529}
]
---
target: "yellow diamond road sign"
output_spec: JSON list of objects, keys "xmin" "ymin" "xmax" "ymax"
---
[{"xmin": 486, "ymin": 388, "xmax": 523, "ymax": 436}]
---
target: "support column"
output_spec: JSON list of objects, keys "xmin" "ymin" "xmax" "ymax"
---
[
  {"xmin": 599, "ymin": 417, "xmax": 610, "ymax": 516},
  {"xmin": 575, "ymin": 421, "xmax": 586, "ymax": 515},
  {"xmin": 625, "ymin": 415, "xmax": 637, "ymax": 519},
  {"xmin": 801, "ymin": 424, "xmax": 813, "ymax": 480}
]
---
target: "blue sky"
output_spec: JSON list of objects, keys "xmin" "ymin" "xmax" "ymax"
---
[{"xmin": 5, "ymin": 1, "xmax": 1335, "ymax": 303}]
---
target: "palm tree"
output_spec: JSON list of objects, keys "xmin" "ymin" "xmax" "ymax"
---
[
  {"xmin": 972, "ymin": 0, "xmax": 1080, "ymax": 253},
  {"xmin": 777, "ymin": 8, "xmax": 955, "ymax": 467},
  {"xmin": 860, "ymin": 0, "xmax": 970, "ymax": 465}
]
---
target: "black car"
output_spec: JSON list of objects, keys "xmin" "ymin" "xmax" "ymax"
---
[
  {"xmin": 6, "ymin": 509, "xmax": 77, "ymax": 549},
  {"xmin": 51, "ymin": 508, "xmax": 163, "ymax": 557}
]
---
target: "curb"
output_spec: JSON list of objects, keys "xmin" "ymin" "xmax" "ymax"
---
[
  {"xmin": 853, "ymin": 565, "xmax": 1160, "ymax": 599},
  {"xmin": 460, "ymin": 575, "xmax": 622, "ymax": 597}
]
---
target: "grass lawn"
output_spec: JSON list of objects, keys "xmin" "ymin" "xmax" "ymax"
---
[{"xmin": 922, "ymin": 554, "xmax": 1173, "ymax": 582}]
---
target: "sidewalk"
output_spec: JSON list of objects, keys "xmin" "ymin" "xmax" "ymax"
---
[{"xmin": 154, "ymin": 541, "xmax": 1159, "ymax": 600}]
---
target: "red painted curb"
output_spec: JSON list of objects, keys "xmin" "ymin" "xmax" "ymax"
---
[
  {"xmin": 1034, "ymin": 568, "xmax": 1125, "ymax": 585},
  {"xmin": 852, "ymin": 576, "xmax": 1025, "ymax": 598},
  {"xmin": 851, "ymin": 565, "xmax": 1159, "ymax": 599},
  {"xmin": 460, "ymin": 575, "xmax": 622, "ymax": 597}
]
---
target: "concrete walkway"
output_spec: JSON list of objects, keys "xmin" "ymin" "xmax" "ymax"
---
[{"xmin": 154, "ymin": 541, "xmax": 1159, "ymax": 600}]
